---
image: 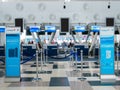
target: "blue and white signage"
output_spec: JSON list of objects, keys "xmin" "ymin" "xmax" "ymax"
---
[
  {"xmin": 0, "ymin": 26, "xmax": 5, "ymax": 32},
  {"xmin": 100, "ymin": 27, "xmax": 114, "ymax": 75},
  {"xmin": 74, "ymin": 26, "xmax": 86, "ymax": 32},
  {"xmin": 91, "ymin": 26, "xmax": 100, "ymax": 32},
  {"xmin": 45, "ymin": 25, "xmax": 56, "ymax": 32},
  {"xmin": 6, "ymin": 27, "xmax": 20, "ymax": 81},
  {"xmin": 30, "ymin": 26, "xmax": 40, "ymax": 32}
]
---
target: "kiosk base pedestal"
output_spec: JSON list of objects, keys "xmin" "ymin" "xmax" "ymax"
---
[
  {"xmin": 5, "ymin": 77, "xmax": 20, "ymax": 83},
  {"xmin": 101, "ymin": 75, "xmax": 116, "ymax": 83}
]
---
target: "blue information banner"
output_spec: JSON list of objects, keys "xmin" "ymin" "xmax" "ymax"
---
[
  {"xmin": 0, "ymin": 26, "xmax": 5, "ymax": 32},
  {"xmin": 74, "ymin": 26, "xmax": 86, "ymax": 32},
  {"xmin": 91, "ymin": 26, "xmax": 100, "ymax": 32},
  {"xmin": 100, "ymin": 27, "xmax": 114, "ymax": 75},
  {"xmin": 30, "ymin": 26, "xmax": 40, "ymax": 32},
  {"xmin": 45, "ymin": 25, "xmax": 56, "ymax": 32},
  {"xmin": 6, "ymin": 34, "xmax": 20, "ymax": 77}
]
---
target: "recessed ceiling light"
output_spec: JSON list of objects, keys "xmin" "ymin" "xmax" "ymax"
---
[{"xmin": 65, "ymin": 0, "xmax": 71, "ymax": 2}]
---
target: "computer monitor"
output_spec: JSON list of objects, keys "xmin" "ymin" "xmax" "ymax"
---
[
  {"xmin": 60, "ymin": 33, "xmax": 66, "ymax": 35},
  {"xmin": 26, "ymin": 26, "xmax": 31, "ymax": 35}
]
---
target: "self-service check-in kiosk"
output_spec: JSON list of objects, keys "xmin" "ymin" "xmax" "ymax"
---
[{"xmin": 5, "ymin": 27, "xmax": 20, "ymax": 82}]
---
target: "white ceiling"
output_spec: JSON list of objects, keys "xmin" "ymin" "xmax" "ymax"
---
[{"xmin": 1, "ymin": 0, "xmax": 120, "ymax": 2}]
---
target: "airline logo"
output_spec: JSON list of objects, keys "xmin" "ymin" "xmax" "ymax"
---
[{"xmin": 6, "ymin": 27, "xmax": 20, "ymax": 33}]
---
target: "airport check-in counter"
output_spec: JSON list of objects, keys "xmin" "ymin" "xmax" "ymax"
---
[
  {"xmin": 90, "ymin": 44, "xmax": 99, "ymax": 56},
  {"xmin": 84, "ymin": 44, "xmax": 89, "ymax": 56},
  {"xmin": 22, "ymin": 44, "xmax": 36, "ymax": 57},
  {"xmin": 74, "ymin": 44, "xmax": 99, "ymax": 56},
  {"xmin": 74, "ymin": 44, "xmax": 88, "ymax": 56},
  {"xmin": 95, "ymin": 47, "xmax": 99, "ymax": 56},
  {"xmin": 47, "ymin": 44, "xmax": 58, "ymax": 57}
]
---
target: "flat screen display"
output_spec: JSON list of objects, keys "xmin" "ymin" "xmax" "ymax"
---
[
  {"xmin": 15, "ymin": 18, "xmax": 23, "ymax": 32},
  {"xmin": 106, "ymin": 18, "xmax": 114, "ymax": 26},
  {"xmin": 38, "ymin": 31, "xmax": 45, "ymax": 35},
  {"xmin": 61, "ymin": 18, "xmax": 69, "ymax": 32},
  {"xmin": 82, "ymin": 31, "xmax": 88, "ymax": 35}
]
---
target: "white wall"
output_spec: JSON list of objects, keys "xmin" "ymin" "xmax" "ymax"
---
[{"xmin": 0, "ymin": 1, "xmax": 120, "ymax": 24}]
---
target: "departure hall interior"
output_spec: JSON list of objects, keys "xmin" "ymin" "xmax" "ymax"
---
[{"xmin": 0, "ymin": 0, "xmax": 120, "ymax": 90}]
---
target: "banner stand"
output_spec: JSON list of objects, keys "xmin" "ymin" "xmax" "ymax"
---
[
  {"xmin": 100, "ymin": 27, "xmax": 116, "ymax": 83},
  {"xmin": 5, "ymin": 27, "xmax": 20, "ymax": 83}
]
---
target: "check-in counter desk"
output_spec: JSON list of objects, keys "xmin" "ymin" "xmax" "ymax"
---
[
  {"xmin": 74, "ymin": 44, "xmax": 88, "ymax": 56},
  {"xmin": 0, "ymin": 46, "xmax": 5, "ymax": 57},
  {"xmin": 74, "ymin": 44, "xmax": 99, "ymax": 56},
  {"xmin": 95, "ymin": 47, "xmax": 99, "ymax": 56},
  {"xmin": 22, "ymin": 44, "xmax": 36, "ymax": 56},
  {"xmin": 47, "ymin": 44, "xmax": 58, "ymax": 57}
]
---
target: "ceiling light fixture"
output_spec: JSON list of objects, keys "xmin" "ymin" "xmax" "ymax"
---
[
  {"xmin": 65, "ymin": 0, "xmax": 71, "ymax": 2},
  {"xmin": 2, "ymin": 0, "xmax": 7, "ymax": 2},
  {"xmin": 63, "ymin": 2, "xmax": 66, "ymax": 9}
]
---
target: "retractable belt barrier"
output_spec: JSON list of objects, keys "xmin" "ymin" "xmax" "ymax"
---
[{"xmin": 43, "ymin": 49, "xmax": 81, "ymax": 61}]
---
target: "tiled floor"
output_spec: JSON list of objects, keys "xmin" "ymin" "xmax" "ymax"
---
[{"xmin": 0, "ymin": 60, "xmax": 120, "ymax": 90}]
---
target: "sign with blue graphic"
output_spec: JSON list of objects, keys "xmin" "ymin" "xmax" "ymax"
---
[
  {"xmin": 30, "ymin": 26, "xmax": 40, "ymax": 32},
  {"xmin": 100, "ymin": 27, "xmax": 114, "ymax": 75},
  {"xmin": 74, "ymin": 26, "xmax": 86, "ymax": 32},
  {"xmin": 6, "ymin": 27, "xmax": 20, "ymax": 78},
  {"xmin": 45, "ymin": 25, "xmax": 56, "ymax": 32},
  {"xmin": 0, "ymin": 26, "xmax": 5, "ymax": 32},
  {"xmin": 91, "ymin": 26, "xmax": 100, "ymax": 32}
]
